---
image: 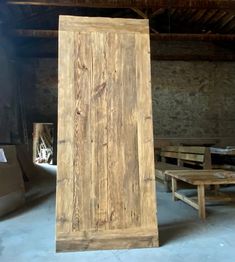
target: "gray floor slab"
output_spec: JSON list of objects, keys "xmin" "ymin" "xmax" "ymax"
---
[{"xmin": 0, "ymin": 164, "xmax": 235, "ymax": 262}]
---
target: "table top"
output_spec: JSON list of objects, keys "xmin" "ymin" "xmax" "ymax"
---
[
  {"xmin": 165, "ymin": 170, "xmax": 235, "ymax": 185},
  {"xmin": 210, "ymin": 147, "xmax": 235, "ymax": 155}
]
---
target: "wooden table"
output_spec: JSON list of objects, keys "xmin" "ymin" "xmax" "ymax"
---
[{"xmin": 165, "ymin": 170, "xmax": 235, "ymax": 220}]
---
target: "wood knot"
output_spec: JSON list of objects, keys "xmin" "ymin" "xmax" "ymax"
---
[{"xmin": 93, "ymin": 82, "xmax": 106, "ymax": 99}]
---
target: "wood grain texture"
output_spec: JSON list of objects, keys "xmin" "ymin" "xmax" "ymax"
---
[
  {"xmin": 166, "ymin": 170, "xmax": 235, "ymax": 185},
  {"xmin": 56, "ymin": 16, "xmax": 158, "ymax": 252}
]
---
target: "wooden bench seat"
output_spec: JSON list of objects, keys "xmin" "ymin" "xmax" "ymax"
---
[
  {"xmin": 160, "ymin": 146, "xmax": 212, "ymax": 169},
  {"xmin": 155, "ymin": 162, "xmax": 192, "ymax": 191}
]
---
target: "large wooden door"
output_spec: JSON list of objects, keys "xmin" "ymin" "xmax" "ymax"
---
[{"xmin": 56, "ymin": 16, "xmax": 158, "ymax": 252}]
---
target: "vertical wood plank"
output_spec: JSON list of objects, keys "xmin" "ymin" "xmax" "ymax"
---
[
  {"xmin": 56, "ymin": 31, "xmax": 75, "ymax": 234},
  {"xmin": 122, "ymin": 34, "xmax": 140, "ymax": 229},
  {"xmin": 107, "ymin": 33, "xmax": 125, "ymax": 230},
  {"xmin": 72, "ymin": 32, "xmax": 93, "ymax": 231},
  {"xmin": 90, "ymin": 32, "xmax": 108, "ymax": 230},
  {"xmin": 136, "ymin": 33, "xmax": 157, "ymax": 228}
]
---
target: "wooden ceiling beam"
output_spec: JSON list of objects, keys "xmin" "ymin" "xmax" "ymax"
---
[
  {"xmin": 131, "ymin": 8, "xmax": 148, "ymax": 18},
  {"xmin": 151, "ymin": 33, "xmax": 235, "ymax": 40},
  {"xmin": 7, "ymin": 0, "xmax": 235, "ymax": 9},
  {"xmin": 149, "ymin": 8, "xmax": 165, "ymax": 19},
  {"xmin": 10, "ymin": 29, "xmax": 58, "ymax": 37},
  {"xmin": 16, "ymin": 52, "xmax": 235, "ymax": 61},
  {"xmin": 9, "ymin": 29, "xmax": 235, "ymax": 41},
  {"xmin": 13, "ymin": 38, "xmax": 235, "ymax": 61},
  {"xmin": 151, "ymin": 53, "xmax": 235, "ymax": 61}
]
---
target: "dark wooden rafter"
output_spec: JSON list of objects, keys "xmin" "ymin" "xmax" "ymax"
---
[
  {"xmin": 7, "ymin": 6, "xmax": 53, "ymax": 26},
  {"xmin": 151, "ymin": 53, "xmax": 235, "ymax": 61},
  {"xmin": 211, "ymin": 11, "xmax": 228, "ymax": 28},
  {"xmin": 130, "ymin": 8, "xmax": 160, "ymax": 34},
  {"xmin": 201, "ymin": 9, "xmax": 220, "ymax": 26},
  {"xmin": 131, "ymin": 7, "xmax": 148, "ymax": 18},
  {"xmin": 196, "ymin": 9, "xmax": 215, "ymax": 25},
  {"xmin": 199, "ymin": 9, "xmax": 218, "ymax": 25},
  {"xmin": 7, "ymin": 0, "xmax": 235, "ymax": 9},
  {"xmin": 169, "ymin": 8, "xmax": 177, "ymax": 16},
  {"xmin": 172, "ymin": 9, "xmax": 235, "ymax": 34},
  {"xmin": 187, "ymin": 9, "xmax": 207, "ymax": 24},
  {"xmin": 111, "ymin": 9, "xmax": 133, "ymax": 18},
  {"xmin": 9, "ymin": 29, "xmax": 235, "ymax": 41},
  {"xmin": 10, "ymin": 29, "xmax": 58, "ymax": 37},
  {"xmin": 149, "ymin": 8, "xmax": 165, "ymax": 18},
  {"xmin": 223, "ymin": 18, "xmax": 235, "ymax": 32},
  {"xmin": 217, "ymin": 13, "xmax": 235, "ymax": 30},
  {"xmin": 207, "ymin": 12, "xmax": 234, "ymax": 32},
  {"xmin": 15, "ymin": 42, "xmax": 235, "ymax": 60},
  {"xmin": 16, "ymin": 51, "xmax": 235, "ymax": 60},
  {"xmin": 178, "ymin": 9, "xmax": 195, "ymax": 23},
  {"xmin": 152, "ymin": 33, "xmax": 235, "ymax": 40},
  {"xmin": 12, "ymin": 33, "xmax": 235, "ymax": 61},
  {"xmin": 171, "ymin": 9, "xmax": 183, "ymax": 20}
]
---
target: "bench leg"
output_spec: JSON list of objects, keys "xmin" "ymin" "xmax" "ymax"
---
[
  {"xmin": 198, "ymin": 185, "xmax": 206, "ymax": 220},
  {"xmin": 214, "ymin": 185, "xmax": 220, "ymax": 195},
  {"xmin": 164, "ymin": 180, "xmax": 171, "ymax": 192},
  {"xmin": 171, "ymin": 177, "xmax": 178, "ymax": 201}
]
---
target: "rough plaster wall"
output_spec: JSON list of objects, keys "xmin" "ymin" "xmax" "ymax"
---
[
  {"xmin": 152, "ymin": 61, "xmax": 235, "ymax": 139},
  {"xmin": 21, "ymin": 58, "xmax": 58, "ymax": 124},
  {"xmin": 21, "ymin": 59, "xmax": 235, "ymax": 140},
  {"xmin": 0, "ymin": 38, "xmax": 20, "ymax": 143}
]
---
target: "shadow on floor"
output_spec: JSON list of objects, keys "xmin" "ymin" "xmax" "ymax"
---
[
  {"xmin": 157, "ymin": 183, "xmax": 235, "ymax": 245},
  {"xmin": 1, "ymin": 164, "xmax": 56, "ymax": 221},
  {"xmin": 159, "ymin": 220, "xmax": 198, "ymax": 245}
]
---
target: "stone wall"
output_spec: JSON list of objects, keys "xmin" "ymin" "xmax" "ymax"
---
[
  {"xmin": 152, "ymin": 61, "xmax": 235, "ymax": 139},
  {"xmin": 20, "ymin": 58, "xmax": 58, "ymax": 126},
  {"xmin": 20, "ymin": 58, "xmax": 235, "ymax": 141}
]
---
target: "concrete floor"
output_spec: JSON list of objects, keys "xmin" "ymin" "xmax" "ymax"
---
[{"xmin": 1, "ymin": 164, "xmax": 235, "ymax": 262}]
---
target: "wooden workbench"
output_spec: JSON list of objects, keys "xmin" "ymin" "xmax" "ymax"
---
[{"xmin": 165, "ymin": 170, "xmax": 235, "ymax": 220}]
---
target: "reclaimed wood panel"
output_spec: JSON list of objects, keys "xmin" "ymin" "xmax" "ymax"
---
[{"xmin": 56, "ymin": 16, "xmax": 158, "ymax": 252}]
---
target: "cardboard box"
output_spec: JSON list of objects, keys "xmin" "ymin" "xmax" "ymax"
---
[{"xmin": 0, "ymin": 145, "xmax": 25, "ymax": 217}]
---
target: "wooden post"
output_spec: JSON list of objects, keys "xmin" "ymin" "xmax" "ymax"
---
[
  {"xmin": 203, "ymin": 147, "xmax": 212, "ymax": 169},
  {"xmin": 171, "ymin": 177, "xmax": 178, "ymax": 201},
  {"xmin": 177, "ymin": 147, "xmax": 183, "ymax": 167},
  {"xmin": 198, "ymin": 185, "xmax": 206, "ymax": 220}
]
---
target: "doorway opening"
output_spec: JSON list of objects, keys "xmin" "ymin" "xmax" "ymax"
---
[{"xmin": 33, "ymin": 123, "xmax": 55, "ymax": 164}]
